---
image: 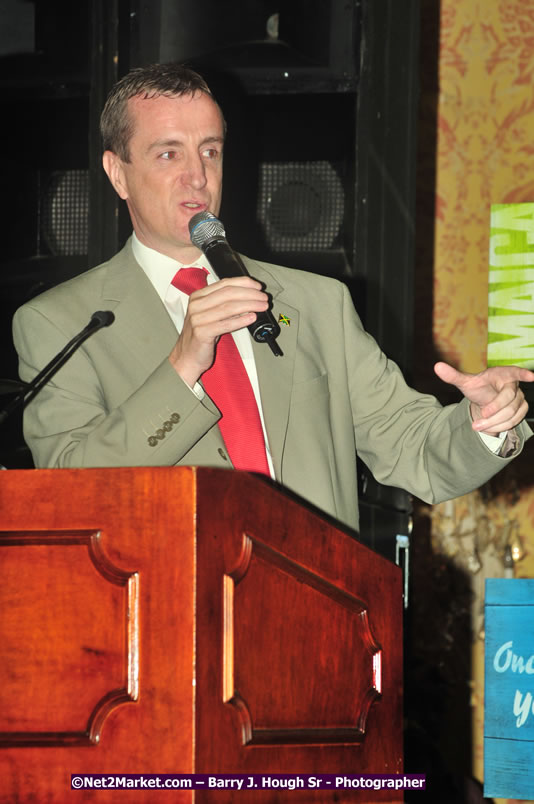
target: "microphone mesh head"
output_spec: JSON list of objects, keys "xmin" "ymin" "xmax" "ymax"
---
[{"xmin": 189, "ymin": 211, "xmax": 226, "ymax": 249}]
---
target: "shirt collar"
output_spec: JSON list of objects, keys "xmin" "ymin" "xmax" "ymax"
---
[{"xmin": 131, "ymin": 232, "xmax": 216, "ymax": 303}]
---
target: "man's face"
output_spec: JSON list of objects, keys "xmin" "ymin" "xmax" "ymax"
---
[{"xmin": 103, "ymin": 91, "xmax": 224, "ymax": 263}]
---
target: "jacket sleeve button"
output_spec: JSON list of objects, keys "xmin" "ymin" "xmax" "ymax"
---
[{"xmin": 148, "ymin": 436, "xmax": 158, "ymax": 447}]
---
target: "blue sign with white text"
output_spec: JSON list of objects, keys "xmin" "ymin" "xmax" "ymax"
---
[{"xmin": 484, "ymin": 579, "xmax": 534, "ymax": 800}]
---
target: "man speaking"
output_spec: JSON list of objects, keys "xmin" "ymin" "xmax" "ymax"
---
[{"xmin": 12, "ymin": 62, "xmax": 533, "ymax": 533}]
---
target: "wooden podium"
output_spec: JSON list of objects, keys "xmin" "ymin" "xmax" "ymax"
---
[{"xmin": 0, "ymin": 467, "xmax": 403, "ymax": 802}]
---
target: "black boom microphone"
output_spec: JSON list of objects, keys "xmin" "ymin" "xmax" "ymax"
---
[
  {"xmin": 0, "ymin": 311, "xmax": 115, "ymax": 425},
  {"xmin": 189, "ymin": 211, "xmax": 283, "ymax": 357}
]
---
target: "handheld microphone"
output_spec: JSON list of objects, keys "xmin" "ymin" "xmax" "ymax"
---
[
  {"xmin": 0, "ymin": 311, "xmax": 115, "ymax": 425},
  {"xmin": 189, "ymin": 211, "xmax": 283, "ymax": 357}
]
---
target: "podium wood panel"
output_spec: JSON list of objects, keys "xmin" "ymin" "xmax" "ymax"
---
[{"xmin": 0, "ymin": 467, "xmax": 403, "ymax": 802}]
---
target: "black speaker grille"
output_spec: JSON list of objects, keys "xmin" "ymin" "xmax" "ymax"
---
[
  {"xmin": 258, "ymin": 161, "xmax": 344, "ymax": 252},
  {"xmin": 41, "ymin": 170, "xmax": 89, "ymax": 256}
]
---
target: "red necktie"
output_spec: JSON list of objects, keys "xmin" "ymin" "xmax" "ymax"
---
[{"xmin": 172, "ymin": 267, "xmax": 270, "ymax": 475}]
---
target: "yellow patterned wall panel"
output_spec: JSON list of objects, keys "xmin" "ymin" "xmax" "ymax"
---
[{"xmin": 433, "ymin": 1, "xmax": 534, "ymax": 374}]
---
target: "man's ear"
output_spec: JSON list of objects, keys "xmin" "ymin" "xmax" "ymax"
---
[{"xmin": 102, "ymin": 151, "xmax": 128, "ymax": 200}]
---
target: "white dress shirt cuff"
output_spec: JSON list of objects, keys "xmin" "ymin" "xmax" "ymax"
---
[{"xmin": 479, "ymin": 429, "xmax": 519, "ymax": 457}]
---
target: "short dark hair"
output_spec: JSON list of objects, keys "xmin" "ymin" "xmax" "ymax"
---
[{"xmin": 100, "ymin": 62, "xmax": 220, "ymax": 162}]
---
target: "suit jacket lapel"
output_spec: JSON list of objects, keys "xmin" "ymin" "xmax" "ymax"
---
[
  {"xmin": 246, "ymin": 260, "xmax": 299, "ymax": 478},
  {"xmin": 101, "ymin": 240, "xmax": 178, "ymax": 375}
]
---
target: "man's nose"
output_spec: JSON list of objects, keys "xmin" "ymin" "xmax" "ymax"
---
[{"xmin": 181, "ymin": 152, "xmax": 207, "ymax": 189}]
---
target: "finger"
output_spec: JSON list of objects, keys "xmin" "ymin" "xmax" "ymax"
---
[
  {"xmin": 500, "ymin": 366, "xmax": 534, "ymax": 382},
  {"xmin": 192, "ymin": 310, "xmax": 260, "ymax": 339},
  {"xmin": 185, "ymin": 292, "xmax": 270, "ymax": 346},
  {"xmin": 188, "ymin": 292, "xmax": 269, "ymax": 331},
  {"xmin": 472, "ymin": 383, "xmax": 518, "ymax": 421},
  {"xmin": 472, "ymin": 394, "xmax": 529, "ymax": 433},
  {"xmin": 188, "ymin": 281, "xmax": 267, "ymax": 314},
  {"xmin": 434, "ymin": 361, "xmax": 473, "ymax": 389},
  {"xmin": 192, "ymin": 276, "xmax": 263, "ymax": 298},
  {"xmin": 472, "ymin": 399, "xmax": 529, "ymax": 434},
  {"xmin": 435, "ymin": 362, "xmax": 534, "ymax": 388},
  {"xmin": 484, "ymin": 366, "xmax": 534, "ymax": 388}
]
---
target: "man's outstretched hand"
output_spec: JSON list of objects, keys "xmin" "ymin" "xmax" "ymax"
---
[{"xmin": 434, "ymin": 361, "xmax": 534, "ymax": 435}]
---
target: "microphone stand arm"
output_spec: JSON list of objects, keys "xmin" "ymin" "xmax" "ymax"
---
[{"xmin": 0, "ymin": 312, "xmax": 114, "ymax": 426}]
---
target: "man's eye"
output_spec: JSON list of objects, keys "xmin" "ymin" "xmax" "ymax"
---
[
  {"xmin": 160, "ymin": 151, "xmax": 175, "ymax": 160},
  {"xmin": 202, "ymin": 148, "xmax": 219, "ymax": 159}
]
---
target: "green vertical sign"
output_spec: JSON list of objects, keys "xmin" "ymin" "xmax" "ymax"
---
[{"xmin": 488, "ymin": 203, "xmax": 534, "ymax": 367}]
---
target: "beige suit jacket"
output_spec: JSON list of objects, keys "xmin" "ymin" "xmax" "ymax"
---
[{"xmin": 13, "ymin": 239, "xmax": 531, "ymax": 532}]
